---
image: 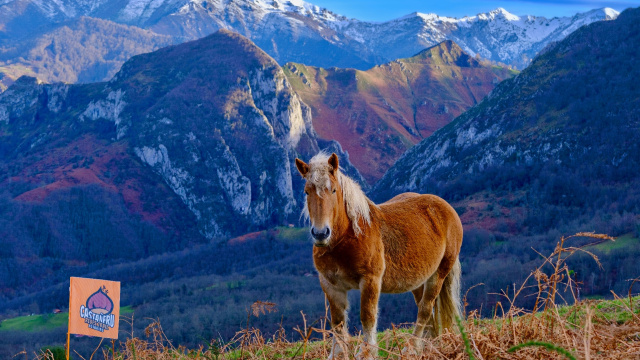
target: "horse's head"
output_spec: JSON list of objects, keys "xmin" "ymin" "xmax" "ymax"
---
[{"xmin": 295, "ymin": 153, "xmax": 344, "ymax": 247}]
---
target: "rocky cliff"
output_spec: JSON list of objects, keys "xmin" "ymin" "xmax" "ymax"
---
[{"xmin": 0, "ymin": 30, "xmax": 362, "ymax": 244}]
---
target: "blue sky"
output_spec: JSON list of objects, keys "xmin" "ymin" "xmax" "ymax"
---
[{"xmin": 308, "ymin": 0, "xmax": 640, "ymax": 21}]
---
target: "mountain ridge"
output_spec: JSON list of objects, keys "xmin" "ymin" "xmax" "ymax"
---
[
  {"xmin": 285, "ymin": 40, "xmax": 516, "ymax": 183},
  {"xmin": 374, "ymin": 6, "xmax": 640, "ymax": 232},
  {"xmin": 368, "ymin": 7, "xmax": 640, "ymax": 324},
  {"xmin": 0, "ymin": 30, "xmax": 364, "ymax": 258},
  {"xmin": 0, "ymin": 16, "xmax": 176, "ymax": 91},
  {"xmin": 0, "ymin": 0, "xmax": 619, "ymax": 87}
]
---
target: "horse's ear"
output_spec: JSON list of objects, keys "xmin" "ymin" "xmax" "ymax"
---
[
  {"xmin": 295, "ymin": 158, "xmax": 309, "ymax": 177},
  {"xmin": 328, "ymin": 153, "xmax": 339, "ymax": 174}
]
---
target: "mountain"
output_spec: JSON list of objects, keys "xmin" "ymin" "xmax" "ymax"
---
[
  {"xmin": 284, "ymin": 40, "xmax": 517, "ymax": 183},
  {"xmin": 0, "ymin": 0, "xmax": 379, "ymax": 71},
  {"xmin": 341, "ymin": 7, "xmax": 620, "ymax": 69},
  {"xmin": 374, "ymin": 7, "xmax": 640, "ymax": 294},
  {"xmin": 0, "ymin": 30, "xmax": 363, "ymax": 296},
  {"xmin": 375, "ymin": 7, "xmax": 640, "ymax": 205},
  {"xmin": 372, "ymin": 6, "xmax": 640, "ymax": 315},
  {"xmin": 0, "ymin": 0, "xmax": 619, "ymax": 82},
  {"xmin": 0, "ymin": 17, "xmax": 175, "ymax": 91},
  {"xmin": 1, "ymin": 8, "xmax": 638, "ymax": 354}
]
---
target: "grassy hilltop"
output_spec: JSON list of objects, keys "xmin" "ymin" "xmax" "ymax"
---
[
  {"xmin": 3, "ymin": 232, "xmax": 639, "ymax": 359},
  {"xmin": 25, "ymin": 295, "xmax": 640, "ymax": 359}
]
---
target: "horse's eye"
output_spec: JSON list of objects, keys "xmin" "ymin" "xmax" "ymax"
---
[{"xmin": 332, "ymin": 189, "xmax": 336, "ymax": 194}]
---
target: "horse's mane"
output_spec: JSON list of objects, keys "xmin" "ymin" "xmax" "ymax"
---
[{"xmin": 301, "ymin": 152, "xmax": 372, "ymax": 235}]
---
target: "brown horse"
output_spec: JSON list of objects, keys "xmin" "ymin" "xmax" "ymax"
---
[{"xmin": 295, "ymin": 152, "xmax": 463, "ymax": 359}]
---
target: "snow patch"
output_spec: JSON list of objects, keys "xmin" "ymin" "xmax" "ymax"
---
[{"xmin": 119, "ymin": 0, "xmax": 170, "ymax": 22}]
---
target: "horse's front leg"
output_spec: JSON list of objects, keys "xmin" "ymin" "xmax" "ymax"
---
[
  {"xmin": 357, "ymin": 276, "xmax": 382, "ymax": 360},
  {"xmin": 321, "ymin": 278, "xmax": 349, "ymax": 360}
]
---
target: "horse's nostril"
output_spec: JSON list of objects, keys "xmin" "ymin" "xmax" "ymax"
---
[{"xmin": 311, "ymin": 227, "xmax": 331, "ymax": 240}]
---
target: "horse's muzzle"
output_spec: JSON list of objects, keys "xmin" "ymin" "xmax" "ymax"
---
[{"xmin": 311, "ymin": 226, "xmax": 331, "ymax": 246}]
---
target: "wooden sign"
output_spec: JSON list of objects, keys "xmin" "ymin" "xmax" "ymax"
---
[{"xmin": 68, "ymin": 277, "xmax": 120, "ymax": 339}]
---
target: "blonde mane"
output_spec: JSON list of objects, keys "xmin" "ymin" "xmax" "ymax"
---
[{"xmin": 301, "ymin": 152, "xmax": 372, "ymax": 235}]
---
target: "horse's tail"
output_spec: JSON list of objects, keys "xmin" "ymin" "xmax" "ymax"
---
[{"xmin": 436, "ymin": 256, "xmax": 462, "ymax": 333}]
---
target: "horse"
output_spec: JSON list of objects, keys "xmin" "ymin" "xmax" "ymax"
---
[{"xmin": 295, "ymin": 152, "xmax": 463, "ymax": 360}]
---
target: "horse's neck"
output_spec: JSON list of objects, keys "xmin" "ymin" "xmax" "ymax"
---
[
  {"xmin": 339, "ymin": 200, "xmax": 378, "ymax": 240},
  {"xmin": 335, "ymin": 198, "xmax": 352, "ymax": 238}
]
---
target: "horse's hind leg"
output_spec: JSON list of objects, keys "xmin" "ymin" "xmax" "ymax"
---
[
  {"xmin": 401, "ymin": 285, "xmax": 428, "ymax": 355},
  {"xmin": 403, "ymin": 274, "xmax": 445, "ymax": 355},
  {"xmin": 414, "ymin": 272, "xmax": 447, "ymax": 339},
  {"xmin": 411, "ymin": 284, "xmax": 424, "ymax": 305}
]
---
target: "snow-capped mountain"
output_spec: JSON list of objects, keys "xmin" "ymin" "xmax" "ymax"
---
[
  {"xmin": 0, "ymin": 0, "xmax": 619, "ymax": 70},
  {"xmin": 373, "ymin": 6, "xmax": 640, "ymax": 235},
  {"xmin": 339, "ymin": 7, "xmax": 620, "ymax": 68}
]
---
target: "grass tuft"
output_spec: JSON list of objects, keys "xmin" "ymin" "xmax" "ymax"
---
[
  {"xmin": 456, "ymin": 316, "xmax": 476, "ymax": 360},
  {"xmin": 508, "ymin": 340, "xmax": 577, "ymax": 360}
]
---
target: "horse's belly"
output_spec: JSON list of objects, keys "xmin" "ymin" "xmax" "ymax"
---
[
  {"xmin": 380, "ymin": 256, "xmax": 441, "ymax": 294},
  {"xmin": 380, "ymin": 276, "xmax": 427, "ymax": 294}
]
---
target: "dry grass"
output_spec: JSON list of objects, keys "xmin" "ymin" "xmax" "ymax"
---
[{"xmin": 40, "ymin": 233, "xmax": 640, "ymax": 360}]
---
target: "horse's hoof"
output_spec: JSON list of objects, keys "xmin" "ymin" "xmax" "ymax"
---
[
  {"xmin": 355, "ymin": 353, "xmax": 375, "ymax": 360},
  {"xmin": 401, "ymin": 344, "xmax": 420, "ymax": 356},
  {"xmin": 327, "ymin": 346, "xmax": 344, "ymax": 360},
  {"xmin": 356, "ymin": 344, "xmax": 376, "ymax": 360}
]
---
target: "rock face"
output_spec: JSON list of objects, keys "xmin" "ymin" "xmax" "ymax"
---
[
  {"xmin": 284, "ymin": 40, "xmax": 517, "ymax": 183},
  {"xmin": 0, "ymin": 0, "xmax": 619, "ymax": 89},
  {"xmin": 374, "ymin": 7, "xmax": 640, "ymax": 225},
  {"xmin": 0, "ymin": 30, "xmax": 362, "ymax": 240}
]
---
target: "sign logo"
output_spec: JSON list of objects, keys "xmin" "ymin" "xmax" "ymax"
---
[
  {"xmin": 69, "ymin": 277, "xmax": 120, "ymax": 339},
  {"xmin": 79, "ymin": 286, "xmax": 116, "ymax": 332}
]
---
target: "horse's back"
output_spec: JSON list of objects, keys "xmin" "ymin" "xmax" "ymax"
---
[
  {"xmin": 376, "ymin": 192, "xmax": 463, "ymax": 292},
  {"xmin": 382, "ymin": 192, "xmax": 423, "ymax": 204},
  {"xmin": 380, "ymin": 193, "xmax": 461, "ymax": 228}
]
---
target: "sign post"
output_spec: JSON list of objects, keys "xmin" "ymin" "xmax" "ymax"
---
[{"xmin": 67, "ymin": 277, "xmax": 121, "ymax": 359}]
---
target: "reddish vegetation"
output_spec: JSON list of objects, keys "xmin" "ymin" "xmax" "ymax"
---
[
  {"xmin": 15, "ymin": 168, "xmax": 114, "ymax": 202},
  {"xmin": 228, "ymin": 231, "xmax": 266, "ymax": 244},
  {"xmin": 286, "ymin": 41, "xmax": 516, "ymax": 183},
  {"xmin": 228, "ymin": 228, "xmax": 284, "ymax": 244},
  {"xmin": 451, "ymin": 190, "xmax": 527, "ymax": 237},
  {"xmin": 7, "ymin": 135, "xmax": 179, "ymax": 229}
]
